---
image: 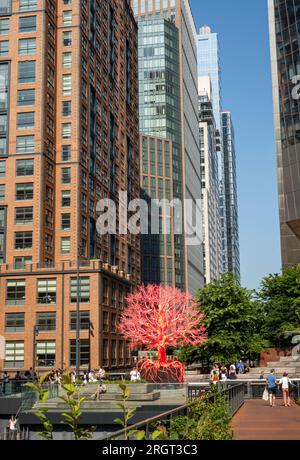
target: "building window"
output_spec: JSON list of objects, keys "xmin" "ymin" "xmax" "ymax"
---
[
  {"xmin": 19, "ymin": 37, "xmax": 36, "ymax": 55},
  {"xmin": 15, "ymin": 206, "xmax": 33, "ymax": 225},
  {"xmin": 18, "ymin": 60, "xmax": 35, "ymax": 83},
  {"xmin": 14, "ymin": 256, "xmax": 32, "ymax": 269},
  {"xmin": 5, "ymin": 342, "xmax": 24, "ymax": 368},
  {"xmin": 0, "ymin": 40, "xmax": 8, "ymax": 56},
  {"xmin": 70, "ymin": 277, "xmax": 90, "ymax": 303},
  {"xmin": 103, "ymin": 311, "xmax": 109, "ymax": 332},
  {"xmin": 63, "ymin": 31, "xmax": 72, "ymax": 47},
  {"xmin": 16, "ymin": 159, "xmax": 34, "ymax": 176},
  {"xmin": 111, "ymin": 340, "xmax": 116, "ymax": 366},
  {"xmin": 61, "ymin": 190, "xmax": 71, "ymax": 207},
  {"xmin": 103, "ymin": 339, "xmax": 108, "ymax": 366},
  {"xmin": 36, "ymin": 341, "xmax": 56, "ymax": 367},
  {"xmin": 0, "ymin": 160, "xmax": 5, "ymax": 177},
  {"xmin": 62, "ymin": 74, "xmax": 72, "ymax": 96},
  {"xmin": 19, "ymin": 15, "xmax": 36, "ymax": 32},
  {"xmin": 6, "ymin": 279, "xmax": 25, "ymax": 305},
  {"xmin": 17, "ymin": 112, "xmax": 35, "ymax": 130},
  {"xmin": 19, "ymin": 0, "xmax": 37, "ymax": 11},
  {"xmin": 63, "ymin": 10, "xmax": 72, "ymax": 26},
  {"xmin": 17, "ymin": 89, "xmax": 35, "ymax": 106},
  {"xmin": 62, "ymin": 145, "xmax": 71, "ymax": 161},
  {"xmin": 5, "ymin": 313, "xmax": 25, "ymax": 332},
  {"xmin": 16, "ymin": 135, "xmax": 34, "ymax": 153},
  {"xmin": 0, "ymin": 19, "xmax": 9, "ymax": 35},
  {"xmin": 103, "ymin": 278, "xmax": 108, "ymax": 304},
  {"xmin": 61, "ymin": 213, "xmax": 70, "ymax": 230},
  {"xmin": 62, "ymin": 52, "xmax": 72, "ymax": 68},
  {"xmin": 16, "ymin": 182, "xmax": 33, "ymax": 200},
  {"xmin": 37, "ymin": 278, "xmax": 56, "ymax": 304},
  {"xmin": 15, "ymin": 231, "xmax": 32, "ymax": 249},
  {"xmin": 70, "ymin": 311, "xmax": 90, "ymax": 331},
  {"xmin": 61, "ymin": 236, "xmax": 70, "ymax": 254},
  {"xmin": 0, "ymin": 184, "xmax": 5, "ymax": 201},
  {"xmin": 70, "ymin": 339, "xmax": 90, "ymax": 366},
  {"xmin": 62, "ymin": 123, "xmax": 71, "ymax": 139},
  {"xmin": 36, "ymin": 312, "xmax": 56, "ymax": 331},
  {"xmin": 62, "ymin": 100, "xmax": 71, "ymax": 116},
  {"xmin": 61, "ymin": 167, "xmax": 71, "ymax": 184}
]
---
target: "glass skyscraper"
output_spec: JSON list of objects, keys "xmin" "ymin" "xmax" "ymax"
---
[
  {"xmin": 132, "ymin": 0, "xmax": 205, "ymax": 294},
  {"xmin": 222, "ymin": 112, "xmax": 240, "ymax": 280},
  {"xmin": 197, "ymin": 26, "xmax": 228, "ymax": 273},
  {"xmin": 269, "ymin": 0, "xmax": 300, "ymax": 265}
]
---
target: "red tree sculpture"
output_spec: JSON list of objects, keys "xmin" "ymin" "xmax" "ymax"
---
[{"xmin": 118, "ymin": 285, "xmax": 206, "ymax": 383}]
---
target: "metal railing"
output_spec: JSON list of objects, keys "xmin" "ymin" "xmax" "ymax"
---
[
  {"xmin": 0, "ymin": 427, "xmax": 30, "ymax": 441},
  {"xmin": 101, "ymin": 383, "xmax": 244, "ymax": 440}
]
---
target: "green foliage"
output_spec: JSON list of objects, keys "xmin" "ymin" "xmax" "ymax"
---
[
  {"xmin": 59, "ymin": 374, "xmax": 95, "ymax": 440},
  {"xmin": 258, "ymin": 265, "xmax": 300, "ymax": 347},
  {"xmin": 170, "ymin": 390, "xmax": 233, "ymax": 441},
  {"xmin": 114, "ymin": 384, "xmax": 145, "ymax": 440},
  {"xmin": 24, "ymin": 373, "xmax": 53, "ymax": 440},
  {"xmin": 180, "ymin": 273, "xmax": 268, "ymax": 365}
]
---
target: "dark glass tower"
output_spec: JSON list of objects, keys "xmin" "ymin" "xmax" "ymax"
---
[{"xmin": 269, "ymin": 0, "xmax": 300, "ymax": 265}]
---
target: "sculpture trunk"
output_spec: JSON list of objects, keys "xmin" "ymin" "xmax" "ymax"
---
[{"xmin": 158, "ymin": 346, "xmax": 167, "ymax": 365}]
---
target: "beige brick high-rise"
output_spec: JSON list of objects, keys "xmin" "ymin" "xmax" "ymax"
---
[{"xmin": 0, "ymin": 0, "xmax": 140, "ymax": 373}]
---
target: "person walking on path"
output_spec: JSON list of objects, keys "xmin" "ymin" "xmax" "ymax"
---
[
  {"xmin": 266, "ymin": 369, "xmax": 278, "ymax": 407},
  {"xmin": 279, "ymin": 372, "xmax": 292, "ymax": 407}
]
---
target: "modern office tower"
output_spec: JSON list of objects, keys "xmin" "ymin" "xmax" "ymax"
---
[
  {"xmin": 140, "ymin": 135, "xmax": 176, "ymax": 286},
  {"xmin": 132, "ymin": 0, "xmax": 205, "ymax": 294},
  {"xmin": 268, "ymin": 0, "xmax": 300, "ymax": 266},
  {"xmin": 222, "ymin": 111, "xmax": 240, "ymax": 279},
  {"xmin": 198, "ymin": 77, "xmax": 222, "ymax": 284},
  {"xmin": 0, "ymin": 0, "xmax": 140, "ymax": 373},
  {"xmin": 197, "ymin": 25, "xmax": 228, "ymax": 273}
]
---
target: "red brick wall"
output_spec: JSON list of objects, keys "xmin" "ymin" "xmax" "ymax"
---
[{"xmin": 260, "ymin": 347, "xmax": 293, "ymax": 367}]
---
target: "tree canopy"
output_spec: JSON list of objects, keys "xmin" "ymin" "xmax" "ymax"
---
[
  {"xmin": 258, "ymin": 265, "xmax": 300, "ymax": 347},
  {"xmin": 180, "ymin": 273, "xmax": 268, "ymax": 365}
]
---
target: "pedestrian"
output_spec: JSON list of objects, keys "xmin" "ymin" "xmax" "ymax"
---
[
  {"xmin": 97, "ymin": 367, "xmax": 106, "ymax": 380},
  {"xmin": 3, "ymin": 371, "xmax": 9, "ymax": 394},
  {"xmin": 92, "ymin": 381, "xmax": 107, "ymax": 401},
  {"xmin": 130, "ymin": 367, "xmax": 139, "ymax": 382},
  {"xmin": 266, "ymin": 369, "xmax": 278, "ymax": 407},
  {"xmin": 8, "ymin": 415, "xmax": 18, "ymax": 440},
  {"xmin": 259, "ymin": 371, "xmax": 265, "ymax": 380},
  {"xmin": 70, "ymin": 371, "xmax": 76, "ymax": 384},
  {"xmin": 228, "ymin": 365, "xmax": 237, "ymax": 380},
  {"xmin": 220, "ymin": 366, "xmax": 227, "ymax": 381},
  {"xmin": 237, "ymin": 360, "xmax": 245, "ymax": 375},
  {"xmin": 279, "ymin": 372, "xmax": 292, "ymax": 407},
  {"xmin": 210, "ymin": 370, "xmax": 220, "ymax": 385}
]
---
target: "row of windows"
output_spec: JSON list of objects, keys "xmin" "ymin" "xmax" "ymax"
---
[
  {"xmin": 4, "ymin": 337, "xmax": 129, "ymax": 368},
  {"xmin": 5, "ymin": 311, "xmax": 91, "ymax": 332},
  {"xmin": 5, "ymin": 310, "xmax": 121, "ymax": 333},
  {"xmin": 0, "ymin": 183, "xmax": 71, "ymax": 209},
  {"xmin": 5, "ymin": 277, "xmax": 127, "ymax": 306},
  {"xmin": 6, "ymin": 277, "xmax": 90, "ymax": 305}
]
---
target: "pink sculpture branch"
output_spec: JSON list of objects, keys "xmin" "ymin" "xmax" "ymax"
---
[{"xmin": 118, "ymin": 284, "xmax": 207, "ymax": 383}]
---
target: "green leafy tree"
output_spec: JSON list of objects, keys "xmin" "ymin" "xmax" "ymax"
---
[
  {"xmin": 180, "ymin": 273, "xmax": 268, "ymax": 365},
  {"xmin": 258, "ymin": 265, "xmax": 300, "ymax": 347},
  {"xmin": 24, "ymin": 373, "xmax": 53, "ymax": 440},
  {"xmin": 59, "ymin": 374, "xmax": 95, "ymax": 440}
]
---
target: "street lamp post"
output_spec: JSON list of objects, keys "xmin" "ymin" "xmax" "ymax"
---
[
  {"xmin": 75, "ymin": 244, "xmax": 80, "ymax": 379},
  {"xmin": 32, "ymin": 325, "xmax": 39, "ymax": 371}
]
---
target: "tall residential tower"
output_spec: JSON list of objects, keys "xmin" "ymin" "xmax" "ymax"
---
[
  {"xmin": 0, "ymin": 0, "xmax": 140, "ymax": 373},
  {"xmin": 268, "ymin": 0, "xmax": 300, "ymax": 266}
]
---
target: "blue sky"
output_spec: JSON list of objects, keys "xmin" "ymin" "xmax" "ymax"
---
[{"xmin": 190, "ymin": 0, "xmax": 281, "ymax": 290}]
